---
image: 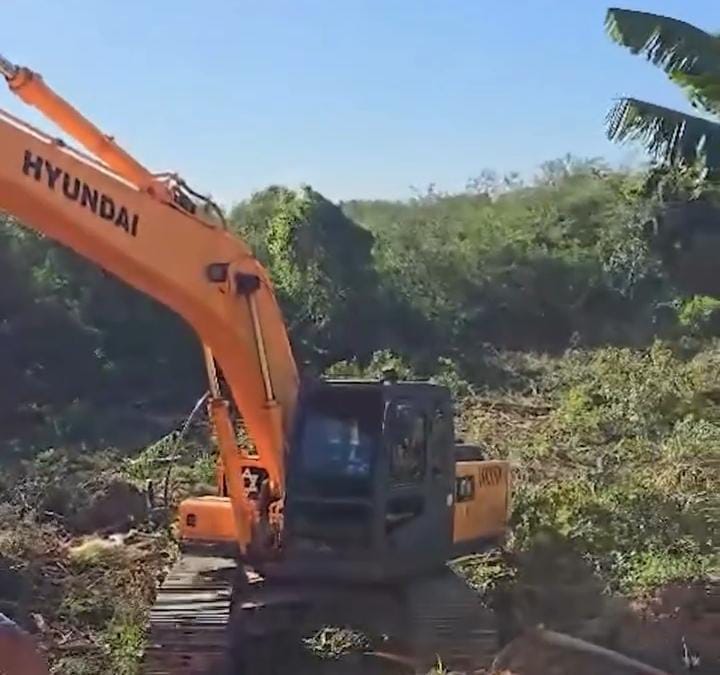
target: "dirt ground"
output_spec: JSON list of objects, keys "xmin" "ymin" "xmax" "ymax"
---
[
  {"xmin": 610, "ymin": 582, "xmax": 720, "ymax": 674},
  {"xmin": 485, "ymin": 581, "xmax": 720, "ymax": 675}
]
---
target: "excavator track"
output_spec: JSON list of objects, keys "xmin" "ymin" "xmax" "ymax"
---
[
  {"xmin": 143, "ymin": 553, "xmax": 500, "ymax": 674},
  {"xmin": 401, "ymin": 567, "xmax": 499, "ymax": 672},
  {"xmin": 142, "ymin": 552, "xmax": 236, "ymax": 675},
  {"xmin": 228, "ymin": 565, "xmax": 500, "ymax": 674}
]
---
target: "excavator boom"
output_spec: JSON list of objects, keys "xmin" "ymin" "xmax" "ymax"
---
[{"xmin": 0, "ymin": 55, "xmax": 299, "ymax": 550}]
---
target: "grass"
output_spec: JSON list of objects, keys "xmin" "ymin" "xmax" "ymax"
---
[
  {"xmin": 0, "ymin": 446, "xmax": 178, "ymax": 675},
  {"xmin": 448, "ymin": 341, "xmax": 720, "ymax": 652}
]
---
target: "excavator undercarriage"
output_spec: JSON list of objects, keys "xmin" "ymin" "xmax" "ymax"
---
[
  {"xmin": 143, "ymin": 548, "xmax": 501, "ymax": 675},
  {"xmin": 142, "ymin": 378, "xmax": 509, "ymax": 673}
]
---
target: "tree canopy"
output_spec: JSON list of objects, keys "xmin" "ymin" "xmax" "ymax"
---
[{"xmin": 5, "ymin": 156, "xmax": 720, "ymax": 450}]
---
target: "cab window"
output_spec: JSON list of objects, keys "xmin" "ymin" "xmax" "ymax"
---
[
  {"xmin": 386, "ymin": 400, "xmax": 427, "ymax": 484},
  {"xmin": 429, "ymin": 402, "xmax": 449, "ymax": 478}
]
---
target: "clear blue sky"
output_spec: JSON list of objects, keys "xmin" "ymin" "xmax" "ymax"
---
[{"xmin": 1, "ymin": 1, "xmax": 717, "ymax": 206}]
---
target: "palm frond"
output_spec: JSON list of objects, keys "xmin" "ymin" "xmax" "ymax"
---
[
  {"xmin": 607, "ymin": 97, "xmax": 720, "ymax": 168},
  {"xmin": 671, "ymin": 71, "xmax": 720, "ymax": 117},
  {"xmin": 605, "ymin": 8, "xmax": 720, "ymax": 76}
]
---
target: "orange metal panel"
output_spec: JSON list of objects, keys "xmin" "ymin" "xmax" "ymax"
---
[
  {"xmin": 453, "ymin": 460, "xmax": 510, "ymax": 544},
  {"xmin": 179, "ymin": 496, "xmax": 237, "ymax": 543}
]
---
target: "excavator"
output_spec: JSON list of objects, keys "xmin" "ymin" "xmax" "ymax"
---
[{"xmin": 0, "ymin": 52, "xmax": 511, "ymax": 674}]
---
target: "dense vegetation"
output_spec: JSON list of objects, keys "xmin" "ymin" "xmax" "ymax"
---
[
  {"xmin": 2, "ymin": 155, "xmax": 720, "ymax": 672},
  {"xmin": 5, "ymin": 156, "xmax": 720, "ymax": 450}
]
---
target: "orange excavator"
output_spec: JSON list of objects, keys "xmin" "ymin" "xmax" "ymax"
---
[{"xmin": 0, "ymin": 52, "xmax": 511, "ymax": 674}]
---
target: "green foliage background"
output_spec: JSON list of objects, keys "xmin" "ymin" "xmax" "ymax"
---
[
  {"xmin": 2, "ymin": 155, "xmax": 720, "ymax": 670},
  {"xmin": 4, "ymin": 154, "xmax": 717, "ymax": 455}
]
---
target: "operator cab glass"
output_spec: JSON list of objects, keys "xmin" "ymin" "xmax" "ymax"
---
[
  {"xmin": 300, "ymin": 415, "xmax": 374, "ymax": 479},
  {"xmin": 293, "ymin": 386, "xmax": 382, "ymax": 497}
]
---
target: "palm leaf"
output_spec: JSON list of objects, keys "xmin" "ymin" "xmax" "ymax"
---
[
  {"xmin": 606, "ymin": 9, "xmax": 720, "ymax": 116},
  {"xmin": 606, "ymin": 8, "xmax": 720, "ymax": 75},
  {"xmin": 607, "ymin": 97, "xmax": 720, "ymax": 167},
  {"xmin": 671, "ymin": 71, "xmax": 720, "ymax": 117}
]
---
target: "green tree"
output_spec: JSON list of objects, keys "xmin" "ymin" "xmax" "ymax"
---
[
  {"xmin": 230, "ymin": 186, "xmax": 389, "ymax": 367},
  {"xmin": 605, "ymin": 8, "xmax": 720, "ymax": 168},
  {"xmin": 347, "ymin": 160, "xmax": 668, "ymax": 365},
  {"xmin": 0, "ymin": 213, "xmax": 204, "ymax": 452}
]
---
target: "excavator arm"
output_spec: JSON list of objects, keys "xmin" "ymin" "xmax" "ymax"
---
[{"xmin": 0, "ymin": 54, "xmax": 298, "ymax": 551}]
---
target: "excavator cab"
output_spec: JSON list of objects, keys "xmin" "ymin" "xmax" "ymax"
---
[
  {"xmin": 276, "ymin": 373, "xmax": 505, "ymax": 582},
  {"xmin": 181, "ymin": 372, "xmax": 509, "ymax": 582}
]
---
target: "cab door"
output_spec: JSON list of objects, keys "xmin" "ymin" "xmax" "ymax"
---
[{"xmin": 381, "ymin": 391, "xmax": 453, "ymax": 572}]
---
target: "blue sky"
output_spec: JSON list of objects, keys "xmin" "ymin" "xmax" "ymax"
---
[{"xmin": 1, "ymin": 1, "xmax": 717, "ymax": 206}]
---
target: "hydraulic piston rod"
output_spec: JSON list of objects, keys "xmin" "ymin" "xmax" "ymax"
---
[
  {"xmin": 0, "ymin": 50, "xmax": 162, "ymax": 195},
  {"xmin": 0, "ymin": 53, "xmax": 18, "ymax": 79}
]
